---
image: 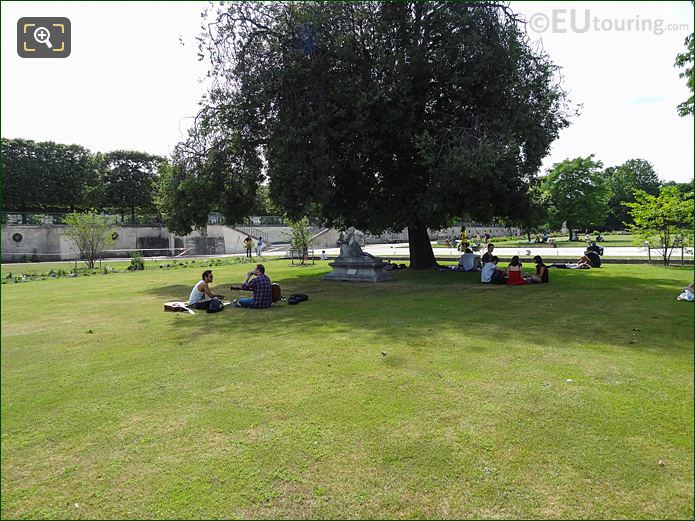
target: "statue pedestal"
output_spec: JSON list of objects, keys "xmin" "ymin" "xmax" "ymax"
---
[{"xmin": 323, "ymin": 258, "xmax": 394, "ymax": 282}]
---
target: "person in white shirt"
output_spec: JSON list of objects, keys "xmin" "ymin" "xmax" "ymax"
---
[
  {"xmin": 320, "ymin": 250, "xmax": 328, "ymax": 260},
  {"xmin": 458, "ymin": 247, "xmax": 482, "ymax": 272},
  {"xmin": 188, "ymin": 270, "xmax": 224, "ymax": 309},
  {"xmin": 481, "ymin": 256, "xmax": 501, "ymax": 283}
]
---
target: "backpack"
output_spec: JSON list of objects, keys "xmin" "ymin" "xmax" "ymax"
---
[
  {"xmin": 206, "ymin": 299, "xmax": 224, "ymax": 313},
  {"xmin": 287, "ymin": 294, "xmax": 309, "ymax": 305},
  {"xmin": 491, "ymin": 270, "xmax": 506, "ymax": 285}
]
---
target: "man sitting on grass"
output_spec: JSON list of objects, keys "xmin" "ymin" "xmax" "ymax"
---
[
  {"xmin": 234, "ymin": 264, "xmax": 272, "ymax": 309},
  {"xmin": 481, "ymin": 243, "xmax": 495, "ymax": 264},
  {"xmin": 458, "ymin": 247, "xmax": 482, "ymax": 272},
  {"xmin": 188, "ymin": 270, "xmax": 224, "ymax": 310}
]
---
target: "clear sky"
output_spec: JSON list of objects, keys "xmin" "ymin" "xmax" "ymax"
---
[{"xmin": 2, "ymin": 1, "xmax": 693, "ymax": 182}]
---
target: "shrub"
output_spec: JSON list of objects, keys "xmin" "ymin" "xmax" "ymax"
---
[{"xmin": 129, "ymin": 251, "xmax": 145, "ymax": 271}]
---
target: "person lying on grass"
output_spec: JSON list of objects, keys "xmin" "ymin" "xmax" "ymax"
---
[
  {"xmin": 188, "ymin": 270, "xmax": 224, "ymax": 310},
  {"xmin": 233, "ymin": 264, "xmax": 272, "ymax": 309},
  {"xmin": 524, "ymin": 255, "xmax": 549, "ymax": 284}
]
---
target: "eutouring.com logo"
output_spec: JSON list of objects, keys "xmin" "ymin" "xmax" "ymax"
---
[
  {"xmin": 17, "ymin": 17, "xmax": 71, "ymax": 58},
  {"xmin": 528, "ymin": 10, "xmax": 690, "ymax": 36}
]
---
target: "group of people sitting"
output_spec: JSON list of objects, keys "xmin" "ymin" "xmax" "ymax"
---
[
  {"xmin": 462, "ymin": 239, "xmax": 608, "ymax": 282},
  {"xmin": 188, "ymin": 264, "xmax": 273, "ymax": 310},
  {"xmin": 457, "ymin": 243, "xmax": 549, "ymax": 285}
]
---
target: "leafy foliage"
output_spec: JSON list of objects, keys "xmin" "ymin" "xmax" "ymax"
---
[
  {"xmin": 289, "ymin": 216, "xmax": 313, "ymax": 263},
  {"xmin": 604, "ymin": 159, "xmax": 661, "ymax": 229},
  {"xmin": 542, "ymin": 156, "xmax": 610, "ymax": 238},
  {"xmin": 157, "ymin": 132, "xmax": 262, "ymax": 236},
  {"xmin": 129, "ymin": 250, "xmax": 145, "ymax": 271},
  {"xmin": 624, "ymin": 186, "xmax": 694, "ymax": 265},
  {"xmin": 675, "ymin": 30, "xmax": 694, "ymax": 117},
  {"xmin": 253, "ymin": 185, "xmax": 281, "ymax": 216},
  {"xmin": 2, "ymin": 138, "xmax": 101, "ymax": 213},
  {"xmin": 102, "ymin": 151, "xmax": 164, "ymax": 223},
  {"xmin": 63, "ymin": 211, "xmax": 115, "ymax": 269},
  {"xmin": 175, "ymin": 2, "xmax": 572, "ymax": 268}
]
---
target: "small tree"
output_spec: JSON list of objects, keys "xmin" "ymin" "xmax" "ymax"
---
[
  {"xmin": 289, "ymin": 217, "xmax": 312, "ymax": 264},
  {"xmin": 624, "ymin": 186, "xmax": 694, "ymax": 265},
  {"xmin": 64, "ymin": 211, "xmax": 115, "ymax": 268}
]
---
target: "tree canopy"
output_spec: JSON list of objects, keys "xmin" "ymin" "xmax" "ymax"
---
[
  {"xmin": 164, "ymin": 1, "xmax": 572, "ymax": 267},
  {"xmin": 604, "ymin": 159, "xmax": 661, "ymax": 229},
  {"xmin": 2, "ymin": 138, "xmax": 101, "ymax": 214},
  {"xmin": 102, "ymin": 150, "xmax": 165, "ymax": 223},
  {"xmin": 542, "ymin": 155, "xmax": 609, "ymax": 238},
  {"xmin": 2, "ymin": 138, "xmax": 166, "ymax": 221}
]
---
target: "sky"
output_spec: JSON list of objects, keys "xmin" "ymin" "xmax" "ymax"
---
[{"xmin": 1, "ymin": 1, "xmax": 694, "ymax": 183}]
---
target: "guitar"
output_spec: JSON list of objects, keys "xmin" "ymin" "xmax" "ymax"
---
[{"xmin": 230, "ymin": 283, "xmax": 283, "ymax": 303}]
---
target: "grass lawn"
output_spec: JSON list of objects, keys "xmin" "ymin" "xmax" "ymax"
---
[{"xmin": 1, "ymin": 260, "xmax": 693, "ymax": 519}]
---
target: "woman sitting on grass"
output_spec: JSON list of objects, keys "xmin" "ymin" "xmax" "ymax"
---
[
  {"xmin": 505, "ymin": 255, "xmax": 526, "ymax": 285},
  {"xmin": 525, "ymin": 255, "xmax": 549, "ymax": 284}
]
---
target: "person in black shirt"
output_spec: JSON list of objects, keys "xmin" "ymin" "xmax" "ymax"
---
[
  {"xmin": 481, "ymin": 243, "xmax": 495, "ymax": 264},
  {"xmin": 577, "ymin": 250, "xmax": 601, "ymax": 268},
  {"xmin": 586, "ymin": 241, "xmax": 603, "ymax": 256},
  {"xmin": 526, "ymin": 255, "xmax": 549, "ymax": 283}
]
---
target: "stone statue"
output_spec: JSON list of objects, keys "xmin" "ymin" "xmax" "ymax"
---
[
  {"xmin": 337, "ymin": 227, "xmax": 376, "ymax": 260},
  {"xmin": 325, "ymin": 226, "xmax": 391, "ymax": 282}
]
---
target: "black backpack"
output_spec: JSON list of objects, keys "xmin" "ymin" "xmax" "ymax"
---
[
  {"xmin": 491, "ymin": 270, "xmax": 506, "ymax": 284},
  {"xmin": 287, "ymin": 294, "xmax": 309, "ymax": 305},
  {"xmin": 206, "ymin": 299, "xmax": 224, "ymax": 313}
]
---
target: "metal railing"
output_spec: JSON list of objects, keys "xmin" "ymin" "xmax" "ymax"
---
[{"xmin": 230, "ymin": 225, "xmax": 270, "ymax": 244}]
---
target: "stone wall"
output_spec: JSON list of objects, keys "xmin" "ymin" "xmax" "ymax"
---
[{"xmin": 1, "ymin": 224, "xmax": 249, "ymax": 262}]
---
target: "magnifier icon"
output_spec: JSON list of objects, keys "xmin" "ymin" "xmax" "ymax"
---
[{"xmin": 33, "ymin": 26, "xmax": 53, "ymax": 49}]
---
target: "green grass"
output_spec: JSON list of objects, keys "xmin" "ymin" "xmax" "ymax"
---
[
  {"xmin": 1, "ymin": 260, "xmax": 693, "ymax": 519},
  {"xmin": 0, "ymin": 256, "xmax": 264, "ymax": 279}
]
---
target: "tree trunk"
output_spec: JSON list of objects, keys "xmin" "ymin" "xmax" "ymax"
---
[
  {"xmin": 407, "ymin": 222, "xmax": 438, "ymax": 269},
  {"xmin": 131, "ymin": 206, "xmax": 136, "ymax": 225}
]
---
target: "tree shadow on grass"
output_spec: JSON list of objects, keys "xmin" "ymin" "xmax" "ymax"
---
[{"xmin": 150, "ymin": 266, "xmax": 694, "ymax": 358}]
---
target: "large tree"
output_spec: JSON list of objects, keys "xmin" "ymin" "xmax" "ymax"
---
[
  {"xmin": 604, "ymin": 159, "xmax": 661, "ymax": 230},
  {"xmin": 1, "ymin": 138, "xmax": 101, "ymax": 219},
  {"xmin": 542, "ymin": 156, "xmax": 610, "ymax": 239},
  {"xmin": 102, "ymin": 150, "xmax": 164, "ymax": 224},
  {"xmin": 167, "ymin": 2, "xmax": 571, "ymax": 267}
]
